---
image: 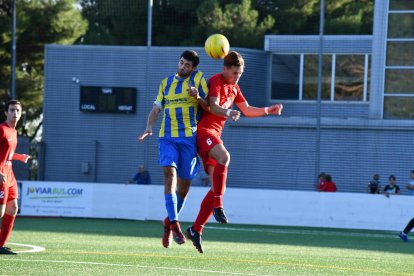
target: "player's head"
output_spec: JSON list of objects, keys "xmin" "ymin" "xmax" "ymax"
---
[
  {"xmin": 177, "ymin": 50, "xmax": 199, "ymax": 78},
  {"xmin": 5, "ymin": 100, "xmax": 22, "ymax": 125},
  {"xmin": 223, "ymin": 51, "xmax": 244, "ymax": 85},
  {"xmin": 388, "ymin": 175, "xmax": 396, "ymax": 184}
]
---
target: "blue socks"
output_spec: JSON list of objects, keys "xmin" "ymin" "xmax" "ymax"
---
[
  {"xmin": 165, "ymin": 194, "xmax": 178, "ymax": 222},
  {"xmin": 165, "ymin": 193, "xmax": 187, "ymax": 222}
]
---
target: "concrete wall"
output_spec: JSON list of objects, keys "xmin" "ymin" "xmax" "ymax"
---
[{"xmin": 19, "ymin": 181, "xmax": 412, "ymax": 231}]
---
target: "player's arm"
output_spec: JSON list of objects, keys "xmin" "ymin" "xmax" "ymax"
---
[
  {"xmin": 12, "ymin": 153, "xmax": 31, "ymax": 163},
  {"xmin": 188, "ymin": 87, "xmax": 210, "ymax": 112},
  {"xmin": 138, "ymin": 104, "xmax": 161, "ymax": 142},
  {"xmin": 209, "ymin": 96, "xmax": 241, "ymax": 121},
  {"xmin": 236, "ymin": 102, "xmax": 283, "ymax": 117}
]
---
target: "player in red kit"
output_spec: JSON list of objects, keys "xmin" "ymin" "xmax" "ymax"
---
[
  {"xmin": 0, "ymin": 100, "xmax": 30, "ymax": 255},
  {"xmin": 186, "ymin": 51, "xmax": 283, "ymax": 253}
]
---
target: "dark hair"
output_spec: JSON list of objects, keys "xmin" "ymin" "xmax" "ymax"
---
[
  {"xmin": 325, "ymin": 174, "xmax": 332, "ymax": 182},
  {"xmin": 5, "ymin": 100, "xmax": 22, "ymax": 111},
  {"xmin": 180, "ymin": 50, "xmax": 199, "ymax": 67},
  {"xmin": 389, "ymin": 175, "xmax": 396, "ymax": 181},
  {"xmin": 224, "ymin": 51, "xmax": 244, "ymax": 68}
]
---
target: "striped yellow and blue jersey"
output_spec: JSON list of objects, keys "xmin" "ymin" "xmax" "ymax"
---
[{"xmin": 155, "ymin": 70, "xmax": 208, "ymax": 138}]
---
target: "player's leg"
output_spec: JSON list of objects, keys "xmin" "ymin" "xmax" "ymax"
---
[
  {"xmin": 0, "ymin": 184, "xmax": 18, "ymax": 255},
  {"xmin": 208, "ymin": 143, "xmax": 230, "ymax": 223},
  {"xmin": 186, "ymin": 164, "xmax": 214, "ymax": 253},
  {"xmin": 158, "ymin": 138, "xmax": 181, "ymax": 247},
  {"xmin": 176, "ymin": 177, "xmax": 190, "ymax": 215},
  {"xmin": 399, "ymin": 217, "xmax": 414, "ymax": 242},
  {"xmin": 176, "ymin": 136, "xmax": 200, "ymax": 216}
]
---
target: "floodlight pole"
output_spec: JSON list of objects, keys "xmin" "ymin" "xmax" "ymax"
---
[
  {"xmin": 11, "ymin": 0, "xmax": 17, "ymax": 99},
  {"xmin": 315, "ymin": 0, "xmax": 324, "ymax": 183}
]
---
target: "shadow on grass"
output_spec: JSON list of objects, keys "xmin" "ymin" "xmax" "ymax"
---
[{"xmin": 13, "ymin": 217, "xmax": 414, "ymax": 255}]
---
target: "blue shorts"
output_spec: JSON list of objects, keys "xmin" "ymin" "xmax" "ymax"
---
[{"xmin": 158, "ymin": 136, "xmax": 200, "ymax": 180}]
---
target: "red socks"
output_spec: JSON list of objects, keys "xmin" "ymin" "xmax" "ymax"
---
[
  {"xmin": 212, "ymin": 163, "xmax": 227, "ymax": 208},
  {"xmin": 193, "ymin": 190, "xmax": 214, "ymax": 233},
  {"xmin": 0, "ymin": 214, "xmax": 16, "ymax": 247}
]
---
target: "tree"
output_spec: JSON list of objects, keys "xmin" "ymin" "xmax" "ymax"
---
[
  {"xmin": 197, "ymin": 0, "xmax": 275, "ymax": 49},
  {"xmin": 252, "ymin": 0, "xmax": 373, "ymax": 35},
  {"xmin": 0, "ymin": 0, "xmax": 88, "ymax": 139},
  {"xmin": 78, "ymin": 0, "xmax": 147, "ymax": 45}
]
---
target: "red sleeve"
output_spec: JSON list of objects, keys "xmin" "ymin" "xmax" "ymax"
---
[
  {"xmin": 234, "ymin": 85, "xmax": 246, "ymax": 103},
  {"xmin": 208, "ymin": 76, "xmax": 222, "ymax": 98}
]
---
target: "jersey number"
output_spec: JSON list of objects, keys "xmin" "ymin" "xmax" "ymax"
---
[
  {"xmin": 206, "ymin": 138, "xmax": 212, "ymax": 146},
  {"xmin": 0, "ymin": 191, "xmax": 4, "ymax": 199}
]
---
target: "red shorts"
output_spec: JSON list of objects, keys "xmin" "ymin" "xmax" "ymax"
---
[
  {"xmin": 197, "ymin": 132, "xmax": 223, "ymax": 172},
  {"xmin": 0, "ymin": 183, "xmax": 18, "ymax": 205}
]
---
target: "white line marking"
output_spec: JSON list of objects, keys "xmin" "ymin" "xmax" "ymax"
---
[
  {"xmin": 205, "ymin": 226, "xmax": 397, "ymax": 239},
  {"xmin": 7, "ymin": 242, "xmax": 45, "ymax": 253},
  {"xmin": 0, "ymin": 259, "xmax": 271, "ymax": 276}
]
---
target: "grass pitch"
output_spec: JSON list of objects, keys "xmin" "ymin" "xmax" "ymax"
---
[{"xmin": 1, "ymin": 217, "xmax": 413, "ymax": 275}]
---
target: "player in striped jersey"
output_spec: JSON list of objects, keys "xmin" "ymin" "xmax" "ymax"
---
[{"xmin": 138, "ymin": 50, "xmax": 208, "ymax": 248}]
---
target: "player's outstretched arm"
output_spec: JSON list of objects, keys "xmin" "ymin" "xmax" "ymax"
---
[
  {"xmin": 12, "ymin": 153, "xmax": 31, "ymax": 163},
  {"xmin": 236, "ymin": 102, "xmax": 283, "ymax": 118},
  {"xmin": 138, "ymin": 106, "xmax": 160, "ymax": 142}
]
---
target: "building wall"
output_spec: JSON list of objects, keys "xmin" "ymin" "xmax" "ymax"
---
[{"xmin": 43, "ymin": 44, "xmax": 414, "ymax": 194}]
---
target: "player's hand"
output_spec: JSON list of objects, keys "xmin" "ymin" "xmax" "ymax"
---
[
  {"xmin": 188, "ymin": 86, "xmax": 200, "ymax": 100},
  {"xmin": 228, "ymin": 110, "xmax": 241, "ymax": 122},
  {"xmin": 22, "ymin": 154, "xmax": 31, "ymax": 163},
  {"xmin": 267, "ymin": 104, "xmax": 283, "ymax": 116},
  {"xmin": 138, "ymin": 130, "xmax": 152, "ymax": 142}
]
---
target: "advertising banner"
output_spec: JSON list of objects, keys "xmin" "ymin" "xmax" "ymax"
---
[{"xmin": 20, "ymin": 181, "xmax": 93, "ymax": 217}]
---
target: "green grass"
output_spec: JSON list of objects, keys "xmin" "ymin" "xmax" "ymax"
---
[{"xmin": 1, "ymin": 217, "xmax": 413, "ymax": 275}]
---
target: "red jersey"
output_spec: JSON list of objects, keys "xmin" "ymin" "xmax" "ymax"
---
[
  {"xmin": 0, "ymin": 122, "xmax": 18, "ymax": 187},
  {"xmin": 318, "ymin": 181, "xmax": 337, "ymax": 192},
  {"xmin": 197, "ymin": 73, "xmax": 246, "ymax": 136}
]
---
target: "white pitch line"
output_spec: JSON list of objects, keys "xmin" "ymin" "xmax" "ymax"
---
[
  {"xmin": 0, "ymin": 259, "xmax": 271, "ymax": 276},
  {"xmin": 205, "ymin": 226, "xmax": 397, "ymax": 239},
  {"xmin": 7, "ymin": 242, "xmax": 45, "ymax": 253}
]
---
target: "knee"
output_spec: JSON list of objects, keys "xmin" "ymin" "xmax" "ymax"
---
[
  {"xmin": 217, "ymin": 151, "xmax": 230, "ymax": 165},
  {"xmin": 163, "ymin": 170, "xmax": 175, "ymax": 183},
  {"xmin": 5, "ymin": 205, "xmax": 18, "ymax": 216}
]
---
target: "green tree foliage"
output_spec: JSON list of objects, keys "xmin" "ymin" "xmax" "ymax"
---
[
  {"xmin": 0, "ymin": 0, "xmax": 87, "ymax": 138},
  {"xmin": 197, "ymin": 0, "xmax": 275, "ymax": 48},
  {"xmin": 252, "ymin": 0, "xmax": 373, "ymax": 35},
  {"xmin": 78, "ymin": 0, "xmax": 146, "ymax": 45}
]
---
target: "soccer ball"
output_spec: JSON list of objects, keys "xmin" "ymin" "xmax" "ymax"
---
[{"xmin": 204, "ymin": 34, "xmax": 230, "ymax": 59}]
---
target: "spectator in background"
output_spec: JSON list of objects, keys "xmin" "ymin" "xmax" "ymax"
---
[
  {"xmin": 316, "ymin": 174, "xmax": 337, "ymax": 192},
  {"xmin": 315, "ymin": 172, "xmax": 326, "ymax": 190},
  {"xmin": 129, "ymin": 164, "xmax": 151, "ymax": 184},
  {"xmin": 383, "ymin": 175, "xmax": 400, "ymax": 197},
  {"xmin": 406, "ymin": 170, "xmax": 414, "ymax": 196},
  {"xmin": 367, "ymin": 174, "xmax": 381, "ymax": 194}
]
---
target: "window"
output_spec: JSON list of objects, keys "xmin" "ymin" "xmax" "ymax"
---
[
  {"xmin": 271, "ymin": 54, "xmax": 370, "ymax": 102},
  {"xmin": 383, "ymin": 1, "xmax": 414, "ymax": 119}
]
